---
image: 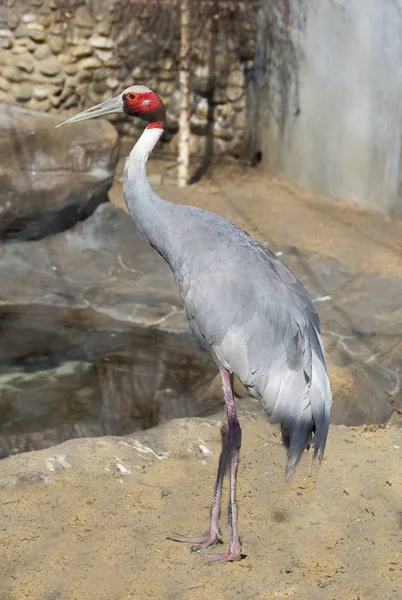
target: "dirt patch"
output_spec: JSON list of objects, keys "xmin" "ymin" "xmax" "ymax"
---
[
  {"xmin": 110, "ymin": 157, "xmax": 402, "ymax": 277},
  {"xmin": 1, "ymin": 400, "xmax": 401, "ymax": 600}
]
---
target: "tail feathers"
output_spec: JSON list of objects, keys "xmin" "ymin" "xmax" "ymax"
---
[
  {"xmin": 282, "ymin": 420, "xmax": 313, "ymax": 482},
  {"xmin": 282, "ymin": 353, "xmax": 332, "ymax": 481},
  {"xmin": 309, "ymin": 352, "xmax": 332, "ymax": 466}
]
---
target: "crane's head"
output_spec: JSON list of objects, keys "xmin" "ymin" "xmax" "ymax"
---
[{"xmin": 56, "ymin": 85, "xmax": 165, "ymax": 129}]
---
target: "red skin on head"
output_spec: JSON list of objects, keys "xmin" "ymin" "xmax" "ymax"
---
[{"xmin": 123, "ymin": 91, "xmax": 165, "ymax": 129}]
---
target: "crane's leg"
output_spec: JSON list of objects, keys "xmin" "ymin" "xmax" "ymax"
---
[
  {"xmin": 167, "ymin": 416, "xmax": 229, "ymax": 550},
  {"xmin": 206, "ymin": 368, "xmax": 243, "ymax": 564},
  {"xmin": 168, "ymin": 368, "xmax": 244, "ymax": 563}
]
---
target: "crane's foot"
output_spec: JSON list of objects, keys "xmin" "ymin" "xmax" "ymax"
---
[
  {"xmin": 205, "ymin": 540, "xmax": 245, "ymax": 565},
  {"xmin": 167, "ymin": 530, "xmax": 223, "ymax": 552}
]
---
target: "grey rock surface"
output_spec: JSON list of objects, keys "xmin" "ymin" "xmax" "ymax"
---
[
  {"xmin": 0, "ymin": 103, "xmax": 119, "ymax": 240},
  {"xmin": 0, "ymin": 203, "xmax": 218, "ymax": 455}
]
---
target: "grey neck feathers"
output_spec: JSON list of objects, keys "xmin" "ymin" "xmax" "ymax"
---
[{"xmin": 123, "ymin": 127, "xmax": 175, "ymax": 259}]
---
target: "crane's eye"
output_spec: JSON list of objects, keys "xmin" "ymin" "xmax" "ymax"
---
[{"xmin": 126, "ymin": 92, "xmax": 136, "ymax": 101}]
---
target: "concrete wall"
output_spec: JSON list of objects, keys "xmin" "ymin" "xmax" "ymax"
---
[{"xmin": 257, "ymin": 0, "xmax": 402, "ymax": 215}]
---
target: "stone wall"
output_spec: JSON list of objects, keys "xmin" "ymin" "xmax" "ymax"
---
[{"xmin": 0, "ymin": 0, "xmax": 253, "ymax": 156}]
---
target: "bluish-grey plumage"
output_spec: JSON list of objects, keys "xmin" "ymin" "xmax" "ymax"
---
[
  {"xmin": 59, "ymin": 86, "xmax": 332, "ymax": 563},
  {"xmin": 170, "ymin": 207, "xmax": 331, "ymax": 479},
  {"xmin": 124, "ymin": 128, "xmax": 332, "ymax": 480}
]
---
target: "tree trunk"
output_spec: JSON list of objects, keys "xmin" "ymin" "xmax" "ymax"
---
[{"xmin": 178, "ymin": 0, "xmax": 190, "ymax": 187}]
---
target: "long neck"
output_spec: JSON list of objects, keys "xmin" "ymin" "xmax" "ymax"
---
[{"xmin": 123, "ymin": 126, "xmax": 176, "ymax": 259}]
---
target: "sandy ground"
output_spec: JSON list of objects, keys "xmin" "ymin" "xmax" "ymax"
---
[
  {"xmin": 1, "ymin": 399, "xmax": 401, "ymax": 600},
  {"xmin": 1, "ymin": 161, "xmax": 402, "ymax": 599},
  {"xmin": 110, "ymin": 156, "xmax": 402, "ymax": 277}
]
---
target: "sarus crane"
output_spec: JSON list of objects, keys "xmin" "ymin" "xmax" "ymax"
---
[{"xmin": 57, "ymin": 85, "xmax": 332, "ymax": 564}]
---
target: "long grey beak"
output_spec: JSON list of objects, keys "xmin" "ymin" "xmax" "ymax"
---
[{"xmin": 56, "ymin": 94, "xmax": 123, "ymax": 128}]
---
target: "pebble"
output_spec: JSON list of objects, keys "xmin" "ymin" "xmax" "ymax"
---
[
  {"xmin": 14, "ymin": 82, "xmax": 32, "ymax": 101},
  {"xmin": 29, "ymin": 30, "xmax": 47, "ymax": 43},
  {"xmin": 0, "ymin": 76, "xmax": 11, "ymax": 91},
  {"xmin": 33, "ymin": 86, "xmax": 50, "ymax": 100},
  {"xmin": 80, "ymin": 56, "xmax": 101, "ymax": 70},
  {"xmin": 48, "ymin": 36, "xmax": 64, "ymax": 54},
  {"xmin": 16, "ymin": 54, "xmax": 35, "ymax": 73},
  {"xmin": 34, "ymin": 45, "xmax": 52, "ymax": 60},
  {"xmin": 3, "ymin": 65, "xmax": 22, "ymax": 82},
  {"xmin": 39, "ymin": 56, "xmax": 61, "ymax": 76},
  {"xmin": 72, "ymin": 45, "xmax": 92, "ymax": 58},
  {"xmin": 89, "ymin": 35, "xmax": 114, "ymax": 50}
]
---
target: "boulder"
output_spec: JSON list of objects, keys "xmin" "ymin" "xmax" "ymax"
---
[
  {"xmin": 0, "ymin": 103, "xmax": 119, "ymax": 241},
  {"xmin": 0, "ymin": 203, "xmax": 218, "ymax": 455}
]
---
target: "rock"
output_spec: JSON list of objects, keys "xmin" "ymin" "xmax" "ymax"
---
[
  {"xmin": 190, "ymin": 114, "xmax": 207, "ymax": 136},
  {"xmin": 0, "ymin": 203, "xmax": 217, "ymax": 453},
  {"xmin": 38, "ymin": 15, "xmax": 52, "ymax": 29},
  {"xmin": 11, "ymin": 44, "xmax": 28, "ymax": 55},
  {"xmin": 0, "ymin": 103, "xmax": 119, "ymax": 241},
  {"xmin": 48, "ymin": 35, "xmax": 64, "ymax": 54},
  {"xmin": 7, "ymin": 13, "xmax": 20, "ymax": 30},
  {"xmin": 77, "ymin": 69, "xmax": 93, "ymax": 82},
  {"xmin": 72, "ymin": 44, "xmax": 92, "ymax": 58},
  {"xmin": 64, "ymin": 63, "xmax": 78, "ymax": 76},
  {"xmin": 62, "ymin": 93, "xmax": 79, "ymax": 108},
  {"xmin": 49, "ymin": 22, "xmax": 64, "ymax": 35},
  {"xmin": 94, "ymin": 49, "xmax": 113, "ymax": 62},
  {"xmin": 29, "ymin": 97, "xmax": 51, "ymax": 111},
  {"xmin": 32, "ymin": 84, "xmax": 51, "ymax": 99},
  {"xmin": 3, "ymin": 65, "xmax": 22, "ymax": 82},
  {"xmin": 15, "ymin": 53, "xmax": 35, "ymax": 73},
  {"xmin": 168, "ymin": 132, "xmax": 203, "ymax": 155},
  {"xmin": 22, "ymin": 13, "xmax": 37, "ymax": 24},
  {"xmin": 29, "ymin": 30, "xmax": 47, "ymax": 43},
  {"xmin": 92, "ymin": 81, "xmax": 106, "ymax": 95},
  {"xmin": 74, "ymin": 6, "xmax": 95, "ymax": 28},
  {"xmin": 89, "ymin": 35, "xmax": 114, "ymax": 50},
  {"xmin": 34, "ymin": 43, "xmax": 51, "ymax": 59},
  {"xmin": 26, "ymin": 39, "xmax": 37, "ymax": 52},
  {"xmin": 0, "ymin": 76, "xmax": 11, "ymax": 91},
  {"xmin": 14, "ymin": 82, "xmax": 32, "ymax": 101},
  {"xmin": 27, "ymin": 23, "xmax": 44, "ymax": 33},
  {"xmin": 95, "ymin": 19, "xmax": 113, "ymax": 37},
  {"xmin": 49, "ymin": 93, "xmax": 62, "ymax": 108},
  {"xmin": 104, "ymin": 58, "xmax": 123, "ymax": 69},
  {"xmin": 157, "ymin": 80, "xmax": 173, "ymax": 97},
  {"xmin": 106, "ymin": 76, "xmax": 119, "ymax": 90},
  {"xmin": 275, "ymin": 246, "xmax": 402, "ymax": 425},
  {"xmin": 0, "ymin": 361, "xmax": 102, "ymax": 454},
  {"xmin": 0, "ymin": 29, "xmax": 13, "ymax": 39},
  {"xmin": 58, "ymin": 52, "xmax": 77, "ymax": 65},
  {"xmin": 13, "ymin": 26, "xmax": 31, "ymax": 39},
  {"xmin": 65, "ymin": 75, "xmax": 77, "ymax": 88},
  {"xmin": 1, "ymin": 37, "xmax": 13, "ymax": 50},
  {"xmin": 52, "ymin": 72, "xmax": 65, "ymax": 86},
  {"xmin": 39, "ymin": 55, "xmax": 61, "ymax": 76},
  {"xmin": 80, "ymin": 56, "xmax": 101, "ymax": 70}
]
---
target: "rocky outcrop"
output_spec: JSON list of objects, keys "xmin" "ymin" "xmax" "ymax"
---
[
  {"xmin": 0, "ymin": 103, "xmax": 119, "ymax": 240},
  {"xmin": 0, "ymin": 203, "xmax": 218, "ymax": 455},
  {"xmin": 1, "ymin": 203, "xmax": 401, "ymax": 456}
]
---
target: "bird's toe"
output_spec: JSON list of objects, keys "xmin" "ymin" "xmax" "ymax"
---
[{"xmin": 167, "ymin": 531, "xmax": 222, "ymax": 551}]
